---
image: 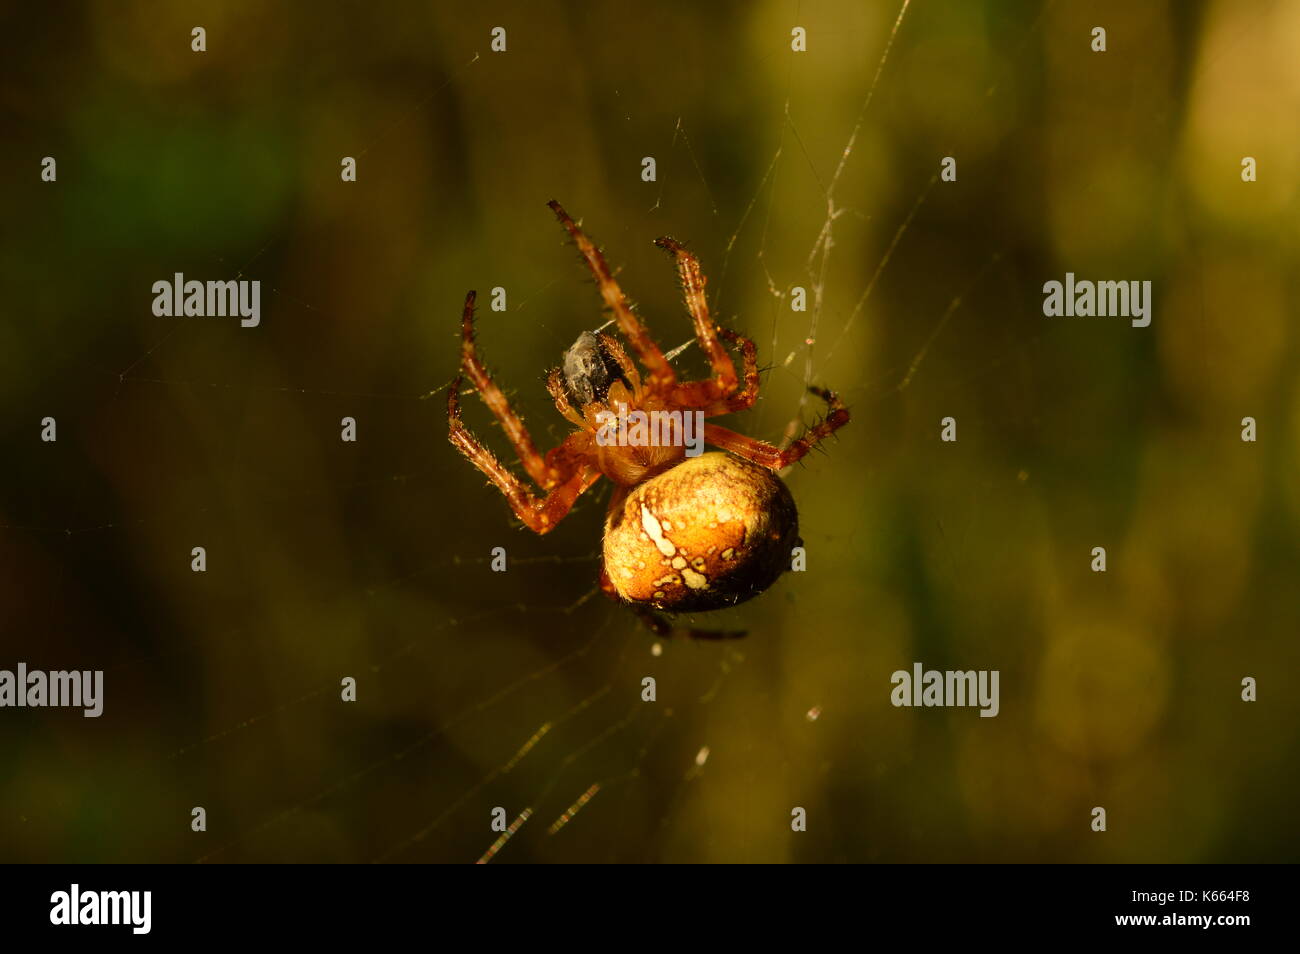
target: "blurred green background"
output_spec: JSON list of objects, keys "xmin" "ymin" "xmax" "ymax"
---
[{"xmin": 1, "ymin": 0, "xmax": 1298, "ymax": 863}]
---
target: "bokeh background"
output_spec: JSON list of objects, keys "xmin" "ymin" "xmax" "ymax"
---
[{"xmin": 2, "ymin": 0, "xmax": 1298, "ymax": 863}]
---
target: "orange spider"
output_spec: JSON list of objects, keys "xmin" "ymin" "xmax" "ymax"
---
[{"xmin": 448, "ymin": 201, "xmax": 849, "ymax": 634}]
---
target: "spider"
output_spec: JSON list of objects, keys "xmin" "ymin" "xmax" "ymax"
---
[{"xmin": 448, "ymin": 201, "xmax": 849, "ymax": 635}]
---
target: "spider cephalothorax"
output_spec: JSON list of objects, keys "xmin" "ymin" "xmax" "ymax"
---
[{"xmin": 448, "ymin": 201, "xmax": 849, "ymax": 631}]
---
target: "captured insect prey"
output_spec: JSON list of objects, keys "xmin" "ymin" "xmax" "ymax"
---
[{"xmin": 447, "ymin": 201, "xmax": 850, "ymax": 633}]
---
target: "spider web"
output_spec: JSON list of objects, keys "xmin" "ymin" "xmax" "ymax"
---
[
  {"xmin": 8, "ymin": 1, "xmax": 1288, "ymax": 866},
  {"xmin": 0, "ymin": 0, "xmax": 1031, "ymax": 866}
]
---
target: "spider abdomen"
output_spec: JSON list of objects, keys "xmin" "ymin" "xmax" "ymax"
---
[{"xmin": 602, "ymin": 452, "xmax": 800, "ymax": 613}]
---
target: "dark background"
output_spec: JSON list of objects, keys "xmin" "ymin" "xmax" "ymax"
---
[{"xmin": 1, "ymin": 0, "xmax": 1297, "ymax": 862}]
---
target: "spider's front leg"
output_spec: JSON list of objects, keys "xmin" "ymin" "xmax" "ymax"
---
[
  {"xmin": 704, "ymin": 326, "xmax": 761, "ymax": 415},
  {"xmin": 655, "ymin": 237, "xmax": 736, "ymax": 392},
  {"xmin": 448, "ymin": 290, "xmax": 602, "ymax": 533},
  {"xmin": 703, "ymin": 386, "xmax": 850, "ymax": 471},
  {"xmin": 548, "ymin": 200, "xmax": 677, "ymax": 390},
  {"xmin": 456, "ymin": 290, "xmax": 558, "ymax": 489},
  {"xmin": 654, "ymin": 238, "xmax": 760, "ymax": 416},
  {"xmin": 448, "ymin": 377, "xmax": 601, "ymax": 534}
]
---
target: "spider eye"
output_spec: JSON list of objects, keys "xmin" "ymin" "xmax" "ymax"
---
[{"xmin": 562, "ymin": 330, "xmax": 626, "ymax": 406}]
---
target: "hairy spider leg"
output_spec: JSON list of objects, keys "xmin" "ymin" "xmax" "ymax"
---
[
  {"xmin": 703, "ymin": 387, "xmax": 850, "ymax": 470},
  {"xmin": 546, "ymin": 369, "xmax": 587, "ymax": 428},
  {"xmin": 658, "ymin": 324, "xmax": 762, "ymax": 416},
  {"xmin": 595, "ymin": 332, "xmax": 643, "ymax": 402},
  {"xmin": 595, "ymin": 332, "xmax": 642, "ymax": 392},
  {"xmin": 449, "ymin": 374, "xmax": 602, "ymax": 534},
  {"xmin": 456, "ymin": 290, "xmax": 559, "ymax": 489},
  {"xmin": 547, "ymin": 200, "xmax": 676, "ymax": 389},
  {"xmin": 654, "ymin": 237, "xmax": 739, "ymax": 402},
  {"xmin": 714, "ymin": 327, "xmax": 761, "ymax": 413},
  {"xmin": 651, "ymin": 238, "xmax": 763, "ymax": 416}
]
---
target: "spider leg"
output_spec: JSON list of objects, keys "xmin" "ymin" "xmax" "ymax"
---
[
  {"xmin": 596, "ymin": 332, "xmax": 643, "ymax": 401},
  {"xmin": 663, "ymin": 326, "xmax": 761, "ymax": 416},
  {"xmin": 546, "ymin": 369, "xmax": 587, "ymax": 428},
  {"xmin": 548, "ymin": 200, "xmax": 676, "ymax": 389},
  {"xmin": 653, "ymin": 236, "xmax": 764, "ymax": 414},
  {"xmin": 703, "ymin": 387, "xmax": 850, "ymax": 470},
  {"xmin": 456, "ymin": 290, "xmax": 559, "ymax": 489},
  {"xmin": 716, "ymin": 327, "xmax": 760, "ymax": 413},
  {"xmin": 450, "ymin": 376, "xmax": 601, "ymax": 534},
  {"xmin": 654, "ymin": 237, "xmax": 739, "ymax": 406}
]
